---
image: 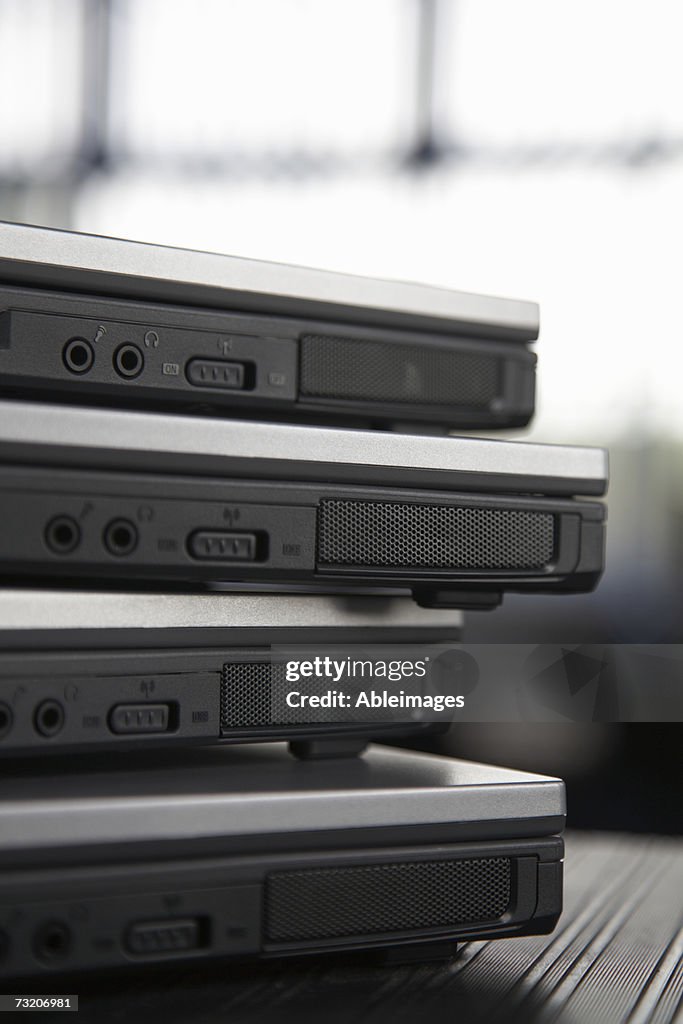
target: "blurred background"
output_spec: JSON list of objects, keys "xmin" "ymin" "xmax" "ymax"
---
[{"xmin": 0, "ymin": 0, "xmax": 680, "ymax": 830}]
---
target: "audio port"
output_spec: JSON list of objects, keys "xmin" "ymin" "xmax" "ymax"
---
[
  {"xmin": 113, "ymin": 343, "xmax": 144, "ymax": 379},
  {"xmin": 34, "ymin": 700, "xmax": 65, "ymax": 738},
  {"xmin": 103, "ymin": 518, "xmax": 139, "ymax": 556},
  {"xmin": 44, "ymin": 515, "xmax": 81, "ymax": 555},
  {"xmin": 33, "ymin": 921, "xmax": 72, "ymax": 964},
  {"xmin": 62, "ymin": 337, "xmax": 94, "ymax": 374},
  {"xmin": 0, "ymin": 702, "xmax": 13, "ymax": 740}
]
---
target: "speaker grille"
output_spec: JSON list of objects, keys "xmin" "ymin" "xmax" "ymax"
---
[
  {"xmin": 221, "ymin": 661, "xmax": 285, "ymax": 729},
  {"xmin": 265, "ymin": 857, "xmax": 512, "ymax": 943},
  {"xmin": 317, "ymin": 500, "xmax": 555, "ymax": 571},
  {"xmin": 299, "ymin": 334, "xmax": 499, "ymax": 408},
  {"xmin": 220, "ymin": 661, "xmax": 410, "ymax": 731}
]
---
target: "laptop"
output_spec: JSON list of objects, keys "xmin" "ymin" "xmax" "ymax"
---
[
  {"xmin": 0, "ymin": 401, "xmax": 608, "ymax": 607},
  {"xmin": 0, "ymin": 223, "xmax": 538, "ymax": 431},
  {"xmin": 0, "ymin": 590, "xmax": 462, "ymax": 757},
  {"xmin": 0, "ymin": 742, "xmax": 564, "ymax": 977}
]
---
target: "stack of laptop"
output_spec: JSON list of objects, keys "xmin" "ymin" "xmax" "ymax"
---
[{"xmin": 0, "ymin": 224, "xmax": 607, "ymax": 978}]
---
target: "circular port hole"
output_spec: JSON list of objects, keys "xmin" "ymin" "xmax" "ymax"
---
[
  {"xmin": 44, "ymin": 515, "xmax": 81, "ymax": 555},
  {"xmin": 113, "ymin": 343, "xmax": 144, "ymax": 379},
  {"xmin": 0, "ymin": 702, "xmax": 12, "ymax": 740},
  {"xmin": 62, "ymin": 338, "xmax": 94, "ymax": 374},
  {"xmin": 33, "ymin": 921, "xmax": 72, "ymax": 964},
  {"xmin": 103, "ymin": 518, "xmax": 139, "ymax": 557},
  {"xmin": 34, "ymin": 700, "xmax": 65, "ymax": 738}
]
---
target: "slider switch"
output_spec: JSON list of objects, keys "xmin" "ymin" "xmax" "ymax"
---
[
  {"xmin": 186, "ymin": 359, "xmax": 245, "ymax": 389},
  {"xmin": 188, "ymin": 531, "xmax": 258, "ymax": 561}
]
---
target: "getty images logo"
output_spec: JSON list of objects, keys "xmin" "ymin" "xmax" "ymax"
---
[
  {"xmin": 285, "ymin": 655, "xmax": 429, "ymax": 684},
  {"xmin": 281, "ymin": 650, "xmax": 472, "ymax": 714}
]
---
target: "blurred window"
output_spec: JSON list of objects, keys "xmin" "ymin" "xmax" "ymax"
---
[
  {"xmin": 108, "ymin": 0, "xmax": 415, "ymax": 162},
  {"xmin": 0, "ymin": 0, "xmax": 86, "ymax": 176},
  {"xmin": 439, "ymin": 0, "xmax": 683, "ymax": 149}
]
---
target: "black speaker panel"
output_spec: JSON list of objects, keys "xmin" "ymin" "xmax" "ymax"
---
[
  {"xmin": 265, "ymin": 857, "xmax": 512, "ymax": 943},
  {"xmin": 299, "ymin": 333, "xmax": 500, "ymax": 408},
  {"xmin": 317, "ymin": 499, "xmax": 555, "ymax": 571}
]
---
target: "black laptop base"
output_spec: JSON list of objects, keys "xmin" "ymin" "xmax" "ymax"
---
[
  {"xmin": 0, "ymin": 742, "xmax": 565, "ymax": 979},
  {"xmin": 0, "ymin": 283, "xmax": 536, "ymax": 432},
  {"xmin": 0, "ymin": 465, "xmax": 605, "ymax": 604},
  {"xmin": 0, "ymin": 835, "xmax": 562, "ymax": 979},
  {"xmin": 0, "ymin": 645, "xmax": 459, "ymax": 759}
]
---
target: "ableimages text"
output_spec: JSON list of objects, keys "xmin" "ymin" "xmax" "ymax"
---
[{"xmin": 285, "ymin": 689, "xmax": 464, "ymax": 711}]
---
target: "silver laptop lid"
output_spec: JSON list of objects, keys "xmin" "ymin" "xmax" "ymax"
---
[
  {"xmin": 0, "ymin": 400, "xmax": 608, "ymax": 496},
  {"xmin": 0, "ymin": 589, "xmax": 462, "ymax": 633},
  {"xmin": 0, "ymin": 744, "xmax": 565, "ymax": 851},
  {"xmin": 0, "ymin": 222, "xmax": 538, "ymax": 340}
]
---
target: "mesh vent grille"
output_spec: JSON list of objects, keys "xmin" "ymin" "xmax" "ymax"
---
[
  {"xmin": 299, "ymin": 334, "xmax": 499, "ymax": 408},
  {"xmin": 221, "ymin": 662, "xmax": 285, "ymax": 729},
  {"xmin": 317, "ymin": 500, "xmax": 555, "ymax": 571},
  {"xmin": 220, "ymin": 662, "xmax": 410, "ymax": 730},
  {"xmin": 266, "ymin": 857, "xmax": 512, "ymax": 943}
]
